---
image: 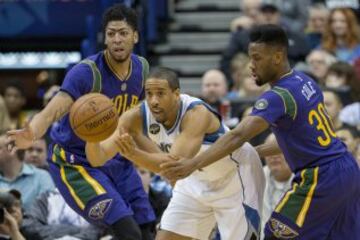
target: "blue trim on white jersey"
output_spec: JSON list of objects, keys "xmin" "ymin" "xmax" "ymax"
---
[
  {"xmin": 141, "ymin": 102, "xmax": 148, "ymax": 137},
  {"xmin": 167, "ymin": 101, "xmax": 183, "ymax": 134},
  {"xmin": 243, "ymin": 203, "xmax": 261, "ymax": 234},
  {"xmin": 185, "ymin": 100, "xmax": 226, "ymax": 144}
]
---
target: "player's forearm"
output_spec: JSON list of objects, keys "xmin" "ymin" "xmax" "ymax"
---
[
  {"xmin": 86, "ymin": 142, "xmax": 114, "ymax": 167},
  {"xmin": 193, "ymin": 130, "xmax": 245, "ymax": 170},
  {"xmin": 30, "ymin": 91, "xmax": 73, "ymax": 139},
  {"xmin": 126, "ymin": 148, "xmax": 167, "ymax": 173}
]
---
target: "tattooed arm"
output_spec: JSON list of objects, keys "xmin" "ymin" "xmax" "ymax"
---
[
  {"xmin": 30, "ymin": 91, "xmax": 74, "ymax": 138},
  {"xmin": 7, "ymin": 91, "xmax": 74, "ymax": 151}
]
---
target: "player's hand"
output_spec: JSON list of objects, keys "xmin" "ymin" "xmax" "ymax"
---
[
  {"xmin": 114, "ymin": 130, "xmax": 136, "ymax": 158},
  {"xmin": 160, "ymin": 157, "xmax": 196, "ymax": 181},
  {"xmin": 6, "ymin": 122, "xmax": 35, "ymax": 154}
]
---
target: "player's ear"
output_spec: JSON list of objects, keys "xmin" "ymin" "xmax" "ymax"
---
[
  {"xmin": 274, "ymin": 51, "xmax": 282, "ymax": 65},
  {"xmin": 133, "ymin": 31, "xmax": 139, "ymax": 44},
  {"xmin": 174, "ymin": 88, "xmax": 180, "ymax": 98}
]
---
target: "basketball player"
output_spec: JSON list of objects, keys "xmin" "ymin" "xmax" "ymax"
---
[
  {"xmin": 161, "ymin": 25, "xmax": 360, "ymax": 239},
  {"xmin": 7, "ymin": 4, "xmax": 155, "ymax": 240},
  {"xmin": 86, "ymin": 67, "xmax": 265, "ymax": 240}
]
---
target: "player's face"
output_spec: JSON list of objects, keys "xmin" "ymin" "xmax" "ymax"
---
[
  {"xmin": 248, "ymin": 43, "xmax": 278, "ymax": 86},
  {"xmin": 104, "ymin": 21, "xmax": 138, "ymax": 63},
  {"xmin": 145, "ymin": 78, "xmax": 180, "ymax": 124}
]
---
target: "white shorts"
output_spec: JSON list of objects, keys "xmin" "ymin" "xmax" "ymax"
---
[{"xmin": 160, "ymin": 143, "xmax": 265, "ymax": 240}]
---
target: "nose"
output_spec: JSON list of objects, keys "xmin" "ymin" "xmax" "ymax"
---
[
  {"xmin": 149, "ymin": 95, "xmax": 159, "ymax": 107},
  {"xmin": 114, "ymin": 33, "xmax": 123, "ymax": 43}
]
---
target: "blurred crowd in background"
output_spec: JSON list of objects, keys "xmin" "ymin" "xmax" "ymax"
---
[{"xmin": 0, "ymin": 0, "xmax": 360, "ymax": 239}]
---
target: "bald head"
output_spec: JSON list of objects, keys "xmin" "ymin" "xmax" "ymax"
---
[{"xmin": 201, "ymin": 69, "xmax": 228, "ymax": 104}]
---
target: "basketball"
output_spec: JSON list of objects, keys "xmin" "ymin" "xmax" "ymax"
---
[{"xmin": 69, "ymin": 93, "xmax": 118, "ymax": 142}]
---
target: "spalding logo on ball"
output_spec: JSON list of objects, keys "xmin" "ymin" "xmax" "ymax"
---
[{"xmin": 69, "ymin": 93, "xmax": 118, "ymax": 142}]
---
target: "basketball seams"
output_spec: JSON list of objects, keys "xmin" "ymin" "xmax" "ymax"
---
[
  {"xmin": 78, "ymin": 120, "xmax": 117, "ymax": 137},
  {"xmin": 72, "ymin": 105, "xmax": 115, "ymax": 131},
  {"xmin": 70, "ymin": 94, "xmax": 113, "ymax": 128},
  {"xmin": 70, "ymin": 93, "xmax": 118, "ymax": 142},
  {"xmin": 70, "ymin": 94, "xmax": 103, "ymax": 129}
]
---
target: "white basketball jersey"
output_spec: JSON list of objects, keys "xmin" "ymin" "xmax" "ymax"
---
[{"xmin": 141, "ymin": 94, "xmax": 237, "ymax": 182}]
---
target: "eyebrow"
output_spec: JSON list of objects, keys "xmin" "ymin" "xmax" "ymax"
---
[{"xmin": 106, "ymin": 27, "xmax": 130, "ymax": 32}]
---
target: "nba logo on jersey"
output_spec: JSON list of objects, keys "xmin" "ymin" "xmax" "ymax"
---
[
  {"xmin": 269, "ymin": 218, "xmax": 299, "ymax": 239},
  {"xmin": 149, "ymin": 123, "xmax": 160, "ymax": 134}
]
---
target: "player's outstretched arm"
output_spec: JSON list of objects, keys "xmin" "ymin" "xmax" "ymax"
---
[
  {"xmin": 126, "ymin": 104, "xmax": 215, "ymax": 174},
  {"xmin": 161, "ymin": 115, "xmax": 269, "ymax": 180},
  {"xmin": 7, "ymin": 91, "xmax": 73, "ymax": 152},
  {"xmin": 193, "ymin": 115, "xmax": 269, "ymax": 169},
  {"xmin": 86, "ymin": 106, "xmax": 164, "ymax": 170}
]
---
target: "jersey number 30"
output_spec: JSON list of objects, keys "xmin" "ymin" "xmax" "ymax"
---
[{"xmin": 308, "ymin": 103, "xmax": 336, "ymax": 147}]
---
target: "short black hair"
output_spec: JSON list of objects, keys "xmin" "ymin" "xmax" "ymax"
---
[
  {"xmin": 102, "ymin": 4, "xmax": 138, "ymax": 32},
  {"xmin": 249, "ymin": 24, "xmax": 289, "ymax": 49},
  {"xmin": 147, "ymin": 67, "xmax": 180, "ymax": 91}
]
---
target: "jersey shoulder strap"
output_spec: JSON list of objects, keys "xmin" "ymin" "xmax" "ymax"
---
[{"xmin": 80, "ymin": 59, "xmax": 102, "ymax": 93}]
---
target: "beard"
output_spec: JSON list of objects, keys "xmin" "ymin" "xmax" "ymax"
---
[
  {"xmin": 108, "ymin": 48, "xmax": 131, "ymax": 63},
  {"xmin": 255, "ymin": 77, "xmax": 265, "ymax": 86}
]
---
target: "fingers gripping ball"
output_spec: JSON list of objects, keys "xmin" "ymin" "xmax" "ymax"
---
[{"xmin": 70, "ymin": 93, "xmax": 118, "ymax": 142}]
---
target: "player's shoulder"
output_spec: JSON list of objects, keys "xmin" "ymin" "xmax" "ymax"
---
[{"xmin": 67, "ymin": 52, "xmax": 104, "ymax": 76}]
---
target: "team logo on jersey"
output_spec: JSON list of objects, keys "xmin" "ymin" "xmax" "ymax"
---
[
  {"xmin": 149, "ymin": 123, "xmax": 160, "ymax": 134},
  {"xmin": 269, "ymin": 218, "xmax": 299, "ymax": 239},
  {"xmin": 254, "ymin": 98, "xmax": 268, "ymax": 110},
  {"xmin": 88, "ymin": 199, "xmax": 112, "ymax": 220}
]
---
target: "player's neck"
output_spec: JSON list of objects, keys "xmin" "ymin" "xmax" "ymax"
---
[
  {"xmin": 163, "ymin": 100, "xmax": 181, "ymax": 130},
  {"xmin": 273, "ymin": 63, "xmax": 292, "ymax": 84},
  {"xmin": 105, "ymin": 50, "xmax": 131, "ymax": 80}
]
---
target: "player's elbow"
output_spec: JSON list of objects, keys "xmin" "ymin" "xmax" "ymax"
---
[
  {"xmin": 88, "ymin": 157, "xmax": 104, "ymax": 167},
  {"xmin": 85, "ymin": 146, "xmax": 107, "ymax": 167}
]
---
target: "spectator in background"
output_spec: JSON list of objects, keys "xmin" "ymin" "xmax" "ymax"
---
[
  {"xmin": 305, "ymin": 3, "xmax": 330, "ymax": 49},
  {"xmin": 355, "ymin": 145, "xmax": 360, "ymax": 166},
  {"xmin": 339, "ymin": 101, "xmax": 360, "ymax": 130},
  {"xmin": 324, "ymin": 61, "xmax": 360, "ymax": 104},
  {"xmin": 23, "ymin": 138, "xmax": 48, "ymax": 170},
  {"xmin": 0, "ymin": 134, "xmax": 54, "ymax": 210},
  {"xmin": 323, "ymin": 90, "xmax": 352, "ymax": 130},
  {"xmin": 237, "ymin": 63, "xmax": 269, "ymax": 99},
  {"xmin": 200, "ymin": 69, "xmax": 228, "ymax": 112},
  {"xmin": 306, "ymin": 49, "xmax": 337, "ymax": 84},
  {"xmin": 260, "ymin": 134, "xmax": 294, "ymax": 239},
  {"xmin": 3, "ymin": 82, "xmax": 27, "ymax": 130},
  {"xmin": 0, "ymin": 189, "xmax": 24, "ymax": 240},
  {"xmin": 0, "ymin": 96, "xmax": 11, "ymax": 133},
  {"xmin": 228, "ymin": 53, "xmax": 250, "ymax": 96},
  {"xmin": 230, "ymin": 0, "xmax": 262, "ymax": 32},
  {"xmin": 321, "ymin": 8, "xmax": 360, "ymax": 62},
  {"xmin": 335, "ymin": 126, "xmax": 359, "ymax": 156},
  {"xmin": 221, "ymin": 3, "xmax": 310, "ymax": 88},
  {"xmin": 21, "ymin": 189, "xmax": 103, "ymax": 240},
  {"xmin": 261, "ymin": 0, "xmax": 310, "ymax": 33}
]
